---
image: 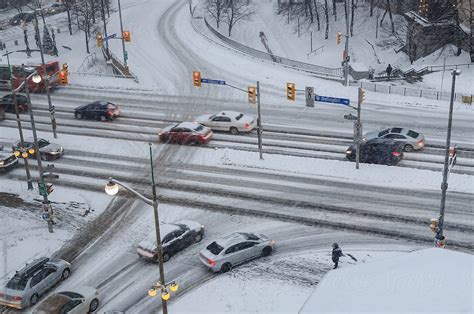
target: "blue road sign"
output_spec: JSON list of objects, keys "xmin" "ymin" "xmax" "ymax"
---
[
  {"xmin": 104, "ymin": 33, "xmax": 117, "ymax": 41},
  {"xmin": 201, "ymin": 78, "xmax": 226, "ymax": 85},
  {"xmin": 315, "ymin": 95, "xmax": 350, "ymax": 106}
]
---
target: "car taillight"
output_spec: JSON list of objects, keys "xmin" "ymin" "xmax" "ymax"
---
[
  {"xmin": 417, "ymin": 140, "xmax": 425, "ymax": 146},
  {"xmin": 244, "ymin": 123, "xmax": 250, "ymax": 128},
  {"xmin": 12, "ymin": 296, "xmax": 22, "ymax": 301},
  {"xmin": 106, "ymin": 110, "xmax": 113, "ymax": 116},
  {"xmin": 392, "ymin": 151, "xmax": 401, "ymax": 157},
  {"xmin": 207, "ymin": 258, "xmax": 215, "ymax": 266}
]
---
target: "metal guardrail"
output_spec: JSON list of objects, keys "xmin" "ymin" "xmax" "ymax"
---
[
  {"xmin": 202, "ymin": 17, "xmax": 343, "ymax": 79},
  {"xmin": 100, "ymin": 46, "xmax": 139, "ymax": 83},
  {"xmin": 359, "ymin": 81, "xmax": 473, "ymax": 104}
]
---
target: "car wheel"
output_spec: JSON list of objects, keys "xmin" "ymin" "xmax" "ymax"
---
[
  {"xmin": 194, "ymin": 233, "xmax": 203, "ymax": 243},
  {"xmin": 162, "ymin": 252, "xmax": 170, "ymax": 262},
  {"xmin": 61, "ymin": 268, "xmax": 71, "ymax": 280},
  {"xmin": 220, "ymin": 262, "xmax": 232, "ymax": 273},
  {"xmin": 75, "ymin": 112, "xmax": 82, "ymax": 119},
  {"xmin": 89, "ymin": 298, "xmax": 99, "ymax": 312},
  {"xmin": 404, "ymin": 144, "xmax": 414, "ymax": 152},
  {"xmin": 100, "ymin": 115, "xmax": 107, "ymax": 122},
  {"xmin": 261, "ymin": 246, "xmax": 272, "ymax": 257},
  {"xmin": 30, "ymin": 293, "xmax": 39, "ymax": 306},
  {"xmin": 230, "ymin": 127, "xmax": 239, "ymax": 135}
]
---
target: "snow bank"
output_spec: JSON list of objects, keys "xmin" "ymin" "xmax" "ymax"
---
[{"xmin": 300, "ymin": 248, "xmax": 474, "ymax": 314}]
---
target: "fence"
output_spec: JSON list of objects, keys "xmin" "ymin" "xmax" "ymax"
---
[
  {"xmin": 100, "ymin": 46, "xmax": 139, "ymax": 83},
  {"xmin": 359, "ymin": 81, "xmax": 473, "ymax": 104},
  {"xmin": 203, "ymin": 18, "xmax": 343, "ymax": 79}
]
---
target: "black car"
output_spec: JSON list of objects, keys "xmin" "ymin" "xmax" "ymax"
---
[
  {"xmin": 137, "ymin": 220, "xmax": 204, "ymax": 262},
  {"xmin": 0, "ymin": 145, "xmax": 18, "ymax": 172},
  {"xmin": 346, "ymin": 138, "xmax": 404, "ymax": 165},
  {"xmin": 9, "ymin": 12, "xmax": 35, "ymax": 26},
  {"xmin": 0, "ymin": 94, "xmax": 29, "ymax": 113},
  {"xmin": 74, "ymin": 101, "xmax": 121, "ymax": 121}
]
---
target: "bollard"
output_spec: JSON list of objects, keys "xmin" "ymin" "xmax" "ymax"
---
[{"xmin": 14, "ymin": 40, "xmax": 18, "ymax": 46}]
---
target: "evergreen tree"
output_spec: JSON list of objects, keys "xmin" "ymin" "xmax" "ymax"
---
[{"xmin": 42, "ymin": 25, "xmax": 55, "ymax": 55}]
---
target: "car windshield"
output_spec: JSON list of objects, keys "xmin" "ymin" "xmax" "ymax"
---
[
  {"xmin": 59, "ymin": 291, "xmax": 82, "ymax": 299},
  {"xmin": 6, "ymin": 276, "xmax": 28, "ymax": 290},
  {"xmin": 194, "ymin": 125, "xmax": 204, "ymax": 132},
  {"xmin": 378, "ymin": 129, "xmax": 390, "ymax": 137},
  {"xmin": 241, "ymin": 232, "xmax": 259, "ymax": 241},
  {"xmin": 235, "ymin": 113, "xmax": 244, "ymax": 121},
  {"xmin": 206, "ymin": 241, "xmax": 223, "ymax": 255},
  {"xmin": 407, "ymin": 130, "xmax": 419, "ymax": 138},
  {"xmin": 209, "ymin": 114, "xmax": 217, "ymax": 120},
  {"xmin": 391, "ymin": 128, "xmax": 402, "ymax": 134}
]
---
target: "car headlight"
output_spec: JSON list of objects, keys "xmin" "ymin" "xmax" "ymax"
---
[
  {"xmin": 346, "ymin": 150, "xmax": 352, "ymax": 154},
  {"xmin": 0, "ymin": 160, "xmax": 4, "ymax": 165}
]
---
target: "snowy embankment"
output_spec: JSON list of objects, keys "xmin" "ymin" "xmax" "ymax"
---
[{"xmin": 191, "ymin": 148, "xmax": 474, "ymax": 194}]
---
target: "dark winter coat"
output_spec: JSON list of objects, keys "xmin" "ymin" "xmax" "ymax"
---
[{"xmin": 332, "ymin": 247, "xmax": 343, "ymax": 261}]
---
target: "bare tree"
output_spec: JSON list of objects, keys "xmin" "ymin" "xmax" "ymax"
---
[
  {"xmin": 324, "ymin": 0, "xmax": 329, "ymax": 39},
  {"xmin": 63, "ymin": 0, "xmax": 75, "ymax": 35},
  {"xmin": 332, "ymin": 0, "xmax": 336, "ymax": 21},
  {"xmin": 313, "ymin": 0, "xmax": 321, "ymax": 31},
  {"xmin": 206, "ymin": 0, "xmax": 226, "ymax": 29},
  {"xmin": 73, "ymin": 0, "xmax": 95, "ymax": 53},
  {"xmin": 350, "ymin": 0, "xmax": 355, "ymax": 36},
  {"xmin": 27, "ymin": 0, "xmax": 46, "ymax": 24},
  {"xmin": 9, "ymin": 0, "xmax": 31, "ymax": 14},
  {"xmin": 223, "ymin": 0, "xmax": 253, "ymax": 37}
]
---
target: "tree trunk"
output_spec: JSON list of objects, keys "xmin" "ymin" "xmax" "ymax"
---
[
  {"xmin": 314, "ymin": 0, "xmax": 320, "ymax": 31},
  {"xmin": 370, "ymin": 0, "xmax": 374, "ymax": 17},
  {"xmin": 332, "ymin": 0, "xmax": 337, "ymax": 21},
  {"xmin": 66, "ymin": 7, "xmax": 72, "ymax": 35},
  {"xmin": 350, "ymin": 0, "xmax": 355, "ymax": 36},
  {"xmin": 307, "ymin": 0, "xmax": 314, "ymax": 23},
  {"xmin": 324, "ymin": 0, "xmax": 329, "ymax": 39},
  {"xmin": 91, "ymin": 0, "xmax": 95, "ymax": 24},
  {"xmin": 386, "ymin": 0, "xmax": 394, "ymax": 33}
]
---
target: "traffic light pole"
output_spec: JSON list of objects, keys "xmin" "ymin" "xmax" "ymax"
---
[
  {"xmin": 436, "ymin": 70, "xmax": 461, "ymax": 245},
  {"xmin": 117, "ymin": 0, "xmax": 128, "ymax": 73},
  {"xmin": 34, "ymin": 10, "xmax": 57, "ymax": 139},
  {"xmin": 25, "ymin": 74, "xmax": 53, "ymax": 233},
  {"xmin": 257, "ymin": 81, "xmax": 263, "ymax": 160},
  {"xmin": 355, "ymin": 97, "xmax": 361, "ymax": 170},
  {"xmin": 344, "ymin": 0, "xmax": 350, "ymax": 86}
]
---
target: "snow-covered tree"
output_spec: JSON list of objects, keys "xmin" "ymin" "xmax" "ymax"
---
[{"xmin": 223, "ymin": 0, "xmax": 253, "ymax": 37}]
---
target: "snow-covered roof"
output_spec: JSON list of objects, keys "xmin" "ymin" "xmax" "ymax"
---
[{"xmin": 299, "ymin": 248, "xmax": 474, "ymax": 314}]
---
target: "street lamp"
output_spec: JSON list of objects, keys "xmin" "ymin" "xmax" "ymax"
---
[
  {"xmin": 104, "ymin": 143, "xmax": 175, "ymax": 314},
  {"xmin": 435, "ymin": 69, "xmax": 462, "ymax": 248}
]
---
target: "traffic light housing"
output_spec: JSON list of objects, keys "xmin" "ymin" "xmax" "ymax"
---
[
  {"xmin": 193, "ymin": 71, "xmax": 201, "ymax": 87},
  {"xmin": 358, "ymin": 87, "xmax": 366, "ymax": 104},
  {"xmin": 97, "ymin": 32, "xmax": 103, "ymax": 48},
  {"xmin": 430, "ymin": 218, "xmax": 438, "ymax": 233},
  {"xmin": 337, "ymin": 32, "xmax": 342, "ymax": 45},
  {"xmin": 449, "ymin": 146, "xmax": 457, "ymax": 157},
  {"xmin": 248, "ymin": 86, "xmax": 256, "ymax": 104},
  {"xmin": 62, "ymin": 63, "xmax": 68, "ymax": 73},
  {"xmin": 286, "ymin": 82, "xmax": 295, "ymax": 101},
  {"xmin": 47, "ymin": 184, "xmax": 54, "ymax": 195},
  {"xmin": 58, "ymin": 70, "xmax": 68, "ymax": 85},
  {"xmin": 123, "ymin": 31, "xmax": 131, "ymax": 42}
]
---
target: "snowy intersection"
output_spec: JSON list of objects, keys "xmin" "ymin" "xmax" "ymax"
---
[{"xmin": 1, "ymin": 0, "xmax": 473, "ymax": 312}]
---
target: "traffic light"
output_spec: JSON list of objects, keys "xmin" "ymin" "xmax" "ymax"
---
[
  {"xmin": 337, "ymin": 32, "xmax": 342, "ymax": 45},
  {"xmin": 193, "ymin": 71, "xmax": 201, "ymax": 87},
  {"xmin": 62, "ymin": 63, "xmax": 68, "ymax": 74},
  {"xmin": 358, "ymin": 87, "xmax": 366, "ymax": 104},
  {"xmin": 286, "ymin": 82, "xmax": 295, "ymax": 101},
  {"xmin": 47, "ymin": 184, "xmax": 54, "ymax": 195},
  {"xmin": 97, "ymin": 32, "xmax": 103, "ymax": 48},
  {"xmin": 430, "ymin": 218, "xmax": 438, "ymax": 233},
  {"xmin": 248, "ymin": 86, "xmax": 256, "ymax": 104},
  {"xmin": 58, "ymin": 70, "xmax": 68, "ymax": 85},
  {"xmin": 449, "ymin": 146, "xmax": 457, "ymax": 157},
  {"xmin": 123, "ymin": 31, "xmax": 131, "ymax": 42}
]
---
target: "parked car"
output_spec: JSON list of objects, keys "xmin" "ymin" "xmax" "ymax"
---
[
  {"xmin": 74, "ymin": 101, "xmax": 121, "ymax": 121},
  {"xmin": 137, "ymin": 221, "xmax": 204, "ymax": 262},
  {"xmin": 0, "ymin": 145, "xmax": 18, "ymax": 172},
  {"xmin": 0, "ymin": 93, "xmax": 29, "ymax": 113},
  {"xmin": 346, "ymin": 138, "xmax": 404, "ymax": 165},
  {"xmin": 195, "ymin": 111, "xmax": 256, "ymax": 134},
  {"xmin": 9, "ymin": 12, "xmax": 34, "ymax": 26},
  {"xmin": 159, "ymin": 122, "xmax": 213, "ymax": 145},
  {"xmin": 0, "ymin": 257, "xmax": 71, "ymax": 310},
  {"xmin": 42, "ymin": 3, "xmax": 67, "ymax": 16},
  {"xmin": 363, "ymin": 127, "xmax": 425, "ymax": 152},
  {"xmin": 34, "ymin": 287, "xmax": 99, "ymax": 314},
  {"xmin": 12, "ymin": 138, "xmax": 64, "ymax": 161},
  {"xmin": 199, "ymin": 232, "xmax": 275, "ymax": 273}
]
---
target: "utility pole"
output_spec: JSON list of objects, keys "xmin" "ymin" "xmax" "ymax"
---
[
  {"xmin": 149, "ymin": 143, "xmax": 168, "ymax": 314},
  {"xmin": 33, "ymin": 10, "xmax": 58, "ymax": 139},
  {"xmin": 344, "ymin": 0, "xmax": 350, "ymax": 86},
  {"xmin": 257, "ymin": 81, "xmax": 263, "ymax": 160},
  {"xmin": 5, "ymin": 51, "xmax": 33, "ymax": 190},
  {"xmin": 355, "ymin": 91, "xmax": 362, "ymax": 169},
  {"xmin": 118, "ymin": 0, "xmax": 128, "ymax": 72},
  {"xmin": 436, "ymin": 70, "xmax": 461, "ymax": 246},
  {"xmin": 101, "ymin": 0, "xmax": 110, "ymax": 60},
  {"xmin": 25, "ymin": 75, "xmax": 54, "ymax": 233}
]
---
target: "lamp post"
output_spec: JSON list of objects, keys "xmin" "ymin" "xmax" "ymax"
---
[
  {"xmin": 436, "ymin": 69, "xmax": 462, "ymax": 248},
  {"xmin": 117, "ymin": 0, "xmax": 128, "ymax": 73},
  {"xmin": 105, "ymin": 143, "xmax": 175, "ymax": 314}
]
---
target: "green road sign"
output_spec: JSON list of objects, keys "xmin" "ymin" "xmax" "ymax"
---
[{"xmin": 38, "ymin": 182, "xmax": 47, "ymax": 197}]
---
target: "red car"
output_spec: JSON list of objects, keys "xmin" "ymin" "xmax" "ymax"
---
[{"xmin": 159, "ymin": 122, "xmax": 213, "ymax": 145}]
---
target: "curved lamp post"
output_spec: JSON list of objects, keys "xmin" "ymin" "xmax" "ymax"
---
[{"xmin": 105, "ymin": 143, "xmax": 176, "ymax": 314}]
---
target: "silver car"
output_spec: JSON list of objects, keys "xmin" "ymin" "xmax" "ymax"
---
[
  {"xmin": 34, "ymin": 286, "xmax": 99, "ymax": 314},
  {"xmin": 12, "ymin": 137, "xmax": 64, "ymax": 161},
  {"xmin": 199, "ymin": 232, "xmax": 275, "ymax": 273},
  {"xmin": 0, "ymin": 257, "xmax": 71, "ymax": 310},
  {"xmin": 195, "ymin": 111, "xmax": 256, "ymax": 134},
  {"xmin": 364, "ymin": 127, "xmax": 425, "ymax": 152}
]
